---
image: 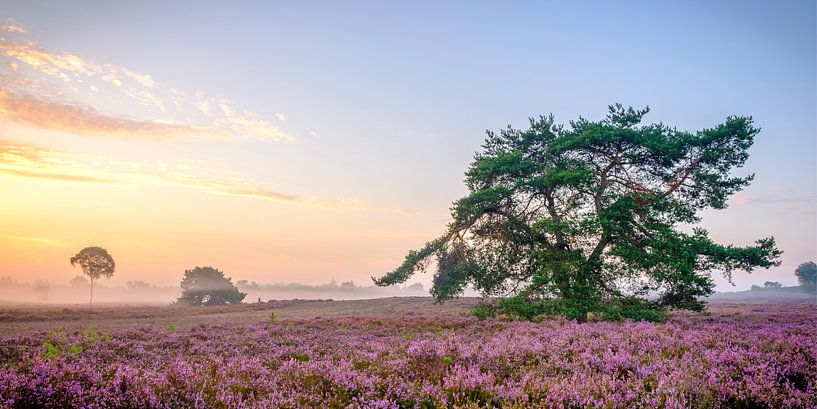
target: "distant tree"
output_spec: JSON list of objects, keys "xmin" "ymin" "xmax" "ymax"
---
[
  {"xmin": 176, "ymin": 266, "xmax": 246, "ymax": 306},
  {"xmin": 750, "ymin": 284, "xmax": 762, "ymax": 291},
  {"xmin": 70, "ymin": 247, "xmax": 115, "ymax": 305},
  {"xmin": 407, "ymin": 283, "xmax": 425, "ymax": 291},
  {"xmin": 375, "ymin": 105, "xmax": 782, "ymax": 322},
  {"xmin": 69, "ymin": 275, "xmax": 90, "ymax": 287},
  {"xmin": 340, "ymin": 281, "xmax": 356, "ymax": 289},
  {"xmin": 33, "ymin": 280, "xmax": 50, "ymax": 301},
  {"xmin": 126, "ymin": 280, "xmax": 154, "ymax": 291},
  {"xmin": 763, "ymin": 281, "xmax": 782, "ymax": 289},
  {"xmin": 795, "ymin": 261, "xmax": 816, "ymax": 292}
]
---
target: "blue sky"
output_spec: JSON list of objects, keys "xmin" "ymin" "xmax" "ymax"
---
[{"xmin": 0, "ymin": 1, "xmax": 814, "ymax": 290}]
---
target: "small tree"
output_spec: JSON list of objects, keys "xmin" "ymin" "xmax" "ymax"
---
[
  {"xmin": 176, "ymin": 266, "xmax": 246, "ymax": 306},
  {"xmin": 795, "ymin": 261, "xmax": 816, "ymax": 292},
  {"xmin": 69, "ymin": 275, "xmax": 90, "ymax": 287},
  {"xmin": 70, "ymin": 247, "xmax": 115, "ymax": 305},
  {"xmin": 763, "ymin": 281, "xmax": 782, "ymax": 289},
  {"xmin": 375, "ymin": 105, "xmax": 781, "ymax": 322}
]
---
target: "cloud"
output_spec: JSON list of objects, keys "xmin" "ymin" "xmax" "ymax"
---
[
  {"xmin": 0, "ymin": 88, "xmax": 295, "ymax": 142},
  {"xmin": 275, "ymin": 113, "xmax": 287, "ymax": 122},
  {"xmin": 4, "ymin": 234, "xmax": 68, "ymax": 248},
  {"xmin": 0, "ymin": 39, "xmax": 96, "ymax": 82},
  {"xmin": 0, "ymin": 29, "xmax": 295, "ymax": 142},
  {"xmin": 0, "ymin": 88, "xmax": 200, "ymax": 140},
  {"xmin": 208, "ymin": 185, "xmax": 365, "ymax": 210},
  {"xmin": 1, "ymin": 19, "xmax": 28, "ymax": 34},
  {"xmin": 731, "ymin": 193, "xmax": 816, "ymax": 207},
  {"xmin": 0, "ymin": 138, "xmax": 410, "ymax": 214},
  {"xmin": 375, "ymin": 207, "xmax": 416, "ymax": 216},
  {"xmin": 216, "ymin": 98, "xmax": 293, "ymax": 142},
  {"xmin": 0, "ymin": 167, "xmax": 116, "ymax": 184},
  {"xmin": 121, "ymin": 68, "xmax": 157, "ymax": 88}
]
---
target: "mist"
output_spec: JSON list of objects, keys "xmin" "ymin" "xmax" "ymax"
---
[{"xmin": 0, "ymin": 276, "xmax": 446, "ymax": 305}]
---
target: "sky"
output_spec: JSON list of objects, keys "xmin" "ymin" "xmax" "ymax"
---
[{"xmin": 0, "ymin": 1, "xmax": 814, "ymax": 291}]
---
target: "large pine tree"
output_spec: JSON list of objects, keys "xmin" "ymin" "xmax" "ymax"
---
[{"xmin": 375, "ymin": 105, "xmax": 781, "ymax": 321}]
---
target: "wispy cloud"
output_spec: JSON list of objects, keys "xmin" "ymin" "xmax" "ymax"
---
[
  {"xmin": 0, "ymin": 166, "xmax": 116, "ymax": 184},
  {"xmin": 0, "ymin": 20, "xmax": 413, "ymax": 216},
  {"xmin": 1, "ymin": 19, "xmax": 28, "ymax": 34},
  {"xmin": 0, "ymin": 22, "xmax": 293, "ymax": 142},
  {"xmin": 0, "ymin": 138, "xmax": 410, "ymax": 214},
  {"xmin": 0, "ymin": 88, "xmax": 198, "ymax": 140},
  {"xmin": 731, "ymin": 193, "xmax": 816, "ymax": 207},
  {"xmin": 4, "ymin": 234, "xmax": 68, "ymax": 248},
  {"xmin": 375, "ymin": 207, "xmax": 416, "ymax": 216}
]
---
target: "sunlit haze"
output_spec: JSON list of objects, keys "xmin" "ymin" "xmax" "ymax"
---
[{"xmin": 0, "ymin": 1, "xmax": 814, "ymax": 292}]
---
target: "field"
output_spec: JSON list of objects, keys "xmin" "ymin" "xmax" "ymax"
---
[{"xmin": 0, "ymin": 298, "xmax": 815, "ymax": 408}]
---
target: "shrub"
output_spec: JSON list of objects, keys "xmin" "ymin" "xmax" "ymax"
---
[
  {"xmin": 469, "ymin": 304, "xmax": 497, "ymax": 321},
  {"xmin": 495, "ymin": 295, "xmax": 667, "ymax": 322}
]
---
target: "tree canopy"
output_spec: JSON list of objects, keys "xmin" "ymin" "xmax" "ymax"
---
[
  {"xmin": 70, "ymin": 246, "xmax": 115, "ymax": 305},
  {"xmin": 374, "ymin": 105, "xmax": 781, "ymax": 321},
  {"xmin": 763, "ymin": 281, "xmax": 782, "ymax": 289},
  {"xmin": 795, "ymin": 261, "xmax": 816, "ymax": 292},
  {"xmin": 176, "ymin": 266, "xmax": 246, "ymax": 306}
]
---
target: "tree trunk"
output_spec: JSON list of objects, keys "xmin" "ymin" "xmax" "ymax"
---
[{"xmin": 89, "ymin": 277, "xmax": 93, "ymax": 306}]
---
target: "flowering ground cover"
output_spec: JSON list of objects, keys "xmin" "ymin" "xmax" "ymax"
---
[{"xmin": 0, "ymin": 302, "xmax": 814, "ymax": 408}]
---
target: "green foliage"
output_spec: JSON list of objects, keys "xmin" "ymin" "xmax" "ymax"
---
[
  {"xmin": 597, "ymin": 298, "xmax": 667, "ymax": 322},
  {"xmin": 67, "ymin": 344, "xmax": 84, "ymax": 356},
  {"xmin": 795, "ymin": 261, "xmax": 816, "ymax": 292},
  {"xmin": 497, "ymin": 296, "xmax": 558, "ymax": 321},
  {"xmin": 41, "ymin": 327, "xmax": 105, "ymax": 361},
  {"xmin": 175, "ymin": 266, "xmax": 246, "ymax": 306},
  {"xmin": 293, "ymin": 353, "xmax": 310, "ymax": 362},
  {"xmin": 442, "ymin": 356, "xmax": 453, "ymax": 366},
  {"xmin": 268, "ymin": 312, "xmax": 276, "ymax": 324},
  {"xmin": 42, "ymin": 341, "xmax": 60, "ymax": 360},
  {"xmin": 375, "ymin": 105, "xmax": 781, "ymax": 322},
  {"xmin": 166, "ymin": 323, "xmax": 177, "ymax": 333},
  {"xmin": 83, "ymin": 326, "xmax": 99, "ymax": 343},
  {"xmin": 470, "ymin": 304, "xmax": 497, "ymax": 321}
]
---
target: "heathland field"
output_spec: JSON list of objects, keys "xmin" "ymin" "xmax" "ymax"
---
[{"xmin": 1, "ymin": 298, "xmax": 814, "ymax": 408}]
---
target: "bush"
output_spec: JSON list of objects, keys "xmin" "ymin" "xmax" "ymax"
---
[
  {"xmin": 495, "ymin": 295, "xmax": 667, "ymax": 323},
  {"xmin": 176, "ymin": 266, "xmax": 246, "ymax": 306},
  {"xmin": 469, "ymin": 304, "xmax": 497, "ymax": 321}
]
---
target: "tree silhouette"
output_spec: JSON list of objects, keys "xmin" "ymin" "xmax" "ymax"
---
[
  {"xmin": 375, "ymin": 105, "xmax": 781, "ymax": 322},
  {"xmin": 70, "ymin": 246, "xmax": 115, "ymax": 305},
  {"xmin": 176, "ymin": 266, "xmax": 246, "ymax": 306}
]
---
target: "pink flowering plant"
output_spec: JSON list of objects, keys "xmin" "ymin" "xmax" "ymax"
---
[{"xmin": 1, "ymin": 303, "xmax": 814, "ymax": 408}]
